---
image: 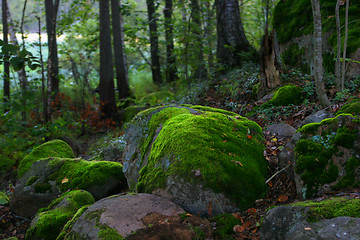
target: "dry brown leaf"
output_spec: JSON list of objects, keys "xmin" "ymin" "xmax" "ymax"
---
[
  {"xmin": 278, "ymin": 194, "xmax": 289, "ymax": 202},
  {"xmin": 61, "ymin": 177, "xmax": 69, "ymax": 184}
]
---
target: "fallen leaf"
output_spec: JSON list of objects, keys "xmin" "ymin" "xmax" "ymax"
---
[
  {"xmin": 62, "ymin": 177, "xmax": 69, "ymax": 184},
  {"xmin": 271, "ymin": 137, "xmax": 277, "ymax": 142},
  {"xmin": 304, "ymin": 227, "xmax": 312, "ymax": 231},
  {"xmin": 233, "ymin": 224, "xmax": 244, "ymax": 233},
  {"xmin": 247, "ymin": 208, "xmax": 257, "ymax": 215},
  {"xmin": 247, "ymin": 135, "xmax": 253, "ymax": 139},
  {"xmin": 278, "ymin": 194, "xmax": 289, "ymax": 202}
]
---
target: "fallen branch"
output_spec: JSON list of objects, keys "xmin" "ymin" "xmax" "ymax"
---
[{"xmin": 266, "ymin": 164, "xmax": 291, "ymax": 184}]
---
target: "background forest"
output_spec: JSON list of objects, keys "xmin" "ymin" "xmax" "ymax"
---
[{"xmin": 0, "ymin": 0, "xmax": 360, "ymax": 238}]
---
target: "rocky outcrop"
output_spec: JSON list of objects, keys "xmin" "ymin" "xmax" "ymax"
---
[{"xmin": 122, "ymin": 105, "xmax": 268, "ymax": 215}]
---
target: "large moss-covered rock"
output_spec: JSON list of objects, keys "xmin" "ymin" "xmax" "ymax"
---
[
  {"xmin": 18, "ymin": 140, "xmax": 75, "ymax": 178},
  {"xmin": 295, "ymin": 114, "xmax": 360, "ymax": 199},
  {"xmin": 336, "ymin": 99, "xmax": 360, "ymax": 116},
  {"xmin": 260, "ymin": 197, "xmax": 360, "ymax": 240},
  {"xmin": 10, "ymin": 158, "xmax": 127, "ymax": 218},
  {"xmin": 123, "ymin": 105, "xmax": 268, "ymax": 215},
  {"xmin": 25, "ymin": 190, "xmax": 95, "ymax": 240},
  {"xmin": 262, "ymin": 84, "xmax": 303, "ymax": 108}
]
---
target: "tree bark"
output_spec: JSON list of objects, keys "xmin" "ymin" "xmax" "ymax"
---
[
  {"xmin": 335, "ymin": 0, "xmax": 341, "ymax": 91},
  {"xmin": 216, "ymin": 0, "xmax": 252, "ymax": 68},
  {"xmin": 311, "ymin": 0, "xmax": 330, "ymax": 108},
  {"xmin": 99, "ymin": 0, "xmax": 117, "ymax": 119},
  {"xmin": 341, "ymin": 0, "xmax": 349, "ymax": 91},
  {"xmin": 163, "ymin": 0, "xmax": 178, "ymax": 83},
  {"xmin": 111, "ymin": 0, "xmax": 132, "ymax": 99},
  {"xmin": 2, "ymin": 0, "xmax": 10, "ymax": 112},
  {"xmin": 146, "ymin": 0, "xmax": 162, "ymax": 85},
  {"xmin": 45, "ymin": 0, "xmax": 60, "ymax": 95}
]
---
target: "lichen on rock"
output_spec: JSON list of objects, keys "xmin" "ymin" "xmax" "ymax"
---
[{"xmin": 123, "ymin": 105, "xmax": 268, "ymax": 215}]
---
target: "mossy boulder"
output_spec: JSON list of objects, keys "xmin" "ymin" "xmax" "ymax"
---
[
  {"xmin": 336, "ymin": 99, "xmax": 360, "ymax": 116},
  {"xmin": 123, "ymin": 105, "xmax": 268, "ymax": 215},
  {"xmin": 262, "ymin": 84, "xmax": 303, "ymax": 108},
  {"xmin": 295, "ymin": 114, "xmax": 360, "ymax": 199},
  {"xmin": 122, "ymin": 105, "xmax": 146, "ymax": 124},
  {"xmin": 18, "ymin": 140, "xmax": 75, "ymax": 178},
  {"xmin": 25, "ymin": 190, "xmax": 95, "ymax": 240},
  {"xmin": 10, "ymin": 157, "xmax": 127, "ymax": 218},
  {"xmin": 139, "ymin": 91, "xmax": 174, "ymax": 107},
  {"xmin": 260, "ymin": 197, "xmax": 360, "ymax": 240}
]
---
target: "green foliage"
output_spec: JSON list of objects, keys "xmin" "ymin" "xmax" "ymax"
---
[
  {"xmin": 211, "ymin": 213, "xmax": 241, "ymax": 239},
  {"xmin": 18, "ymin": 140, "xmax": 75, "ymax": 178},
  {"xmin": 336, "ymin": 99, "xmax": 360, "ymax": 116},
  {"xmin": 292, "ymin": 197, "xmax": 360, "ymax": 222},
  {"xmin": 25, "ymin": 190, "xmax": 95, "ymax": 240},
  {"xmin": 0, "ymin": 191, "xmax": 10, "ymax": 205}
]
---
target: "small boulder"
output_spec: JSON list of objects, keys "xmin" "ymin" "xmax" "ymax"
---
[
  {"xmin": 25, "ymin": 190, "xmax": 95, "ymax": 240},
  {"xmin": 266, "ymin": 123, "xmax": 296, "ymax": 139},
  {"xmin": 299, "ymin": 109, "xmax": 334, "ymax": 127},
  {"xmin": 260, "ymin": 197, "xmax": 360, "ymax": 240},
  {"xmin": 261, "ymin": 84, "xmax": 303, "ymax": 108},
  {"xmin": 11, "ymin": 158, "xmax": 127, "ymax": 218},
  {"xmin": 64, "ymin": 193, "xmax": 186, "ymax": 239},
  {"xmin": 123, "ymin": 105, "xmax": 268, "ymax": 215}
]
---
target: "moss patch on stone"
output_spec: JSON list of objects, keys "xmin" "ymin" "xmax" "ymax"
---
[
  {"xmin": 25, "ymin": 190, "xmax": 95, "ymax": 240},
  {"xmin": 137, "ymin": 106, "xmax": 268, "ymax": 210},
  {"xmin": 18, "ymin": 140, "xmax": 75, "ymax": 178},
  {"xmin": 211, "ymin": 213, "xmax": 241, "ymax": 240},
  {"xmin": 262, "ymin": 85, "xmax": 303, "ymax": 108},
  {"xmin": 291, "ymin": 197, "xmax": 360, "ymax": 222},
  {"xmin": 57, "ymin": 205, "xmax": 90, "ymax": 240},
  {"xmin": 123, "ymin": 105, "xmax": 146, "ymax": 123},
  {"xmin": 336, "ymin": 99, "xmax": 360, "ymax": 116},
  {"xmin": 295, "ymin": 115, "xmax": 360, "ymax": 198},
  {"xmin": 47, "ymin": 158, "xmax": 126, "ymax": 193}
]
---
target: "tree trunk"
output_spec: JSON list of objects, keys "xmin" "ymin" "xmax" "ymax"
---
[
  {"xmin": 163, "ymin": 0, "xmax": 178, "ymax": 83},
  {"xmin": 341, "ymin": 0, "xmax": 349, "ymax": 91},
  {"xmin": 2, "ymin": 0, "xmax": 10, "ymax": 112},
  {"xmin": 203, "ymin": 0, "xmax": 215, "ymax": 72},
  {"xmin": 190, "ymin": 0, "xmax": 206, "ymax": 80},
  {"xmin": 216, "ymin": 0, "xmax": 252, "ymax": 68},
  {"xmin": 146, "ymin": 0, "xmax": 162, "ymax": 85},
  {"xmin": 258, "ymin": 30, "xmax": 283, "ymax": 98},
  {"xmin": 311, "ymin": 0, "xmax": 330, "ymax": 108},
  {"xmin": 99, "ymin": 0, "xmax": 117, "ymax": 119},
  {"xmin": 45, "ymin": 0, "xmax": 60, "ymax": 95},
  {"xmin": 111, "ymin": 0, "xmax": 132, "ymax": 99},
  {"xmin": 335, "ymin": 0, "xmax": 341, "ymax": 91}
]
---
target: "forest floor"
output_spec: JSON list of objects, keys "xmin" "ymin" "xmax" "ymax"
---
[{"xmin": 1, "ymin": 72, "xmax": 360, "ymax": 239}]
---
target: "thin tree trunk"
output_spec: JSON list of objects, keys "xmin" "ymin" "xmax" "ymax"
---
[
  {"xmin": 99, "ymin": 0, "xmax": 117, "ymax": 119},
  {"xmin": 2, "ymin": 0, "xmax": 10, "ymax": 112},
  {"xmin": 311, "ymin": 0, "xmax": 330, "ymax": 108},
  {"xmin": 45, "ymin": 0, "xmax": 60, "ymax": 96},
  {"xmin": 341, "ymin": 0, "xmax": 349, "ymax": 91},
  {"xmin": 111, "ymin": 0, "xmax": 132, "ymax": 99},
  {"xmin": 164, "ymin": 0, "xmax": 178, "ymax": 83},
  {"xmin": 203, "ymin": 0, "xmax": 215, "ymax": 72},
  {"xmin": 335, "ymin": 0, "xmax": 341, "ymax": 91},
  {"xmin": 146, "ymin": 0, "xmax": 162, "ymax": 85}
]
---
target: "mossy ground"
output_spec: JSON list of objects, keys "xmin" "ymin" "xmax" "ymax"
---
[
  {"xmin": 291, "ymin": 197, "xmax": 360, "ymax": 222},
  {"xmin": 25, "ymin": 190, "xmax": 95, "ymax": 240},
  {"xmin": 261, "ymin": 85, "xmax": 303, "ymax": 108},
  {"xmin": 18, "ymin": 140, "xmax": 75, "ymax": 178},
  {"xmin": 295, "ymin": 115, "xmax": 360, "ymax": 198},
  {"xmin": 210, "ymin": 213, "xmax": 241, "ymax": 240},
  {"xmin": 136, "ymin": 106, "xmax": 268, "ymax": 210}
]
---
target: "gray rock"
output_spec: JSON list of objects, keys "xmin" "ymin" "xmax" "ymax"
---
[
  {"xmin": 66, "ymin": 193, "xmax": 185, "ymax": 239},
  {"xmin": 266, "ymin": 123, "xmax": 296, "ymax": 139},
  {"xmin": 260, "ymin": 205, "xmax": 360, "ymax": 240},
  {"xmin": 299, "ymin": 109, "xmax": 334, "ymax": 127}
]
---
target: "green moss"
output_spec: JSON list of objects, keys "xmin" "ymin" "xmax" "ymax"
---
[
  {"xmin": 336, "ymin": 99, "xmax": 360, "ymax": 116},
  {"xmin": 25, "ymin": 190, "xmax": 95, "ymax": 240},
  {"xmin": 18, "ymin": 140, "xmax": 75, "ymax": 178},
  {"xmin": 281, "ymin": 44, "xmax": 310, "ymax": 73},
  {"xmin": 211, "ymin": 213, "xmax": 241, "ymax": 240},
  {"xmin": 57, "ymin": 206, "xmax": 90, "ymax": 240},
  {"xmin": 34, "ymin": 182, "xmax": 52, "ymax": 193},
  {"xmin": 26, "ymin": 176, "xmax": 39, "ymax": 186},
  {"xmin": 333, "ymin": 127, "xmax": 356, "ymax": 148},
  {"xmin": 137, "ymin": 107, "xmax": 267, "ymax": 210},
  {"xmin": 291, "ymin": 197, "xmax": 360, "ymax": 222},
  {"xmin": 47, "ymin": 158, "xmax": 127, "ymax": 193},
  {"xmin": 298, "ymin": 122, "xmax": 321, "ymax": 135},
  {"xmin": 0, "ymin": 155, "xmax": 16, "ymax": 174},
  {"xmin": 98, "ymin": 224, "xmax": 124, "ymax": 240},
  {"xmin": 274, "ymin": 0, "xmax": 360, "ymax": 54},
  {"xmin": 0, "ymin": 191, "xmax": 9, "ymax": 205},
  {"xmin": 261, "ymin": 85, "xmax": 303, "ymax": 108},
  {"xmin": 123, "ymin": 105, "xmax": 146, "ymax": 123},
  {"xmin": 335, "ymin": 157, "xmax": 360, "ymax": 190}
]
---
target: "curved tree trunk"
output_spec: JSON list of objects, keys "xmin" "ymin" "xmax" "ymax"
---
[
  {"xmin": 216, "ymin": 0, "xmax": 252, "ymax": 68},
  {"xmin": 99, "ymin": 0, "xmax": 117, "ymax": 119},
  {"xmin": 311, "ymin": 0, "xmax": 330, "ymax": 108},
  {"xmin": 111, "ymin": 0, "xmax": 132, "ymax": 99}
]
